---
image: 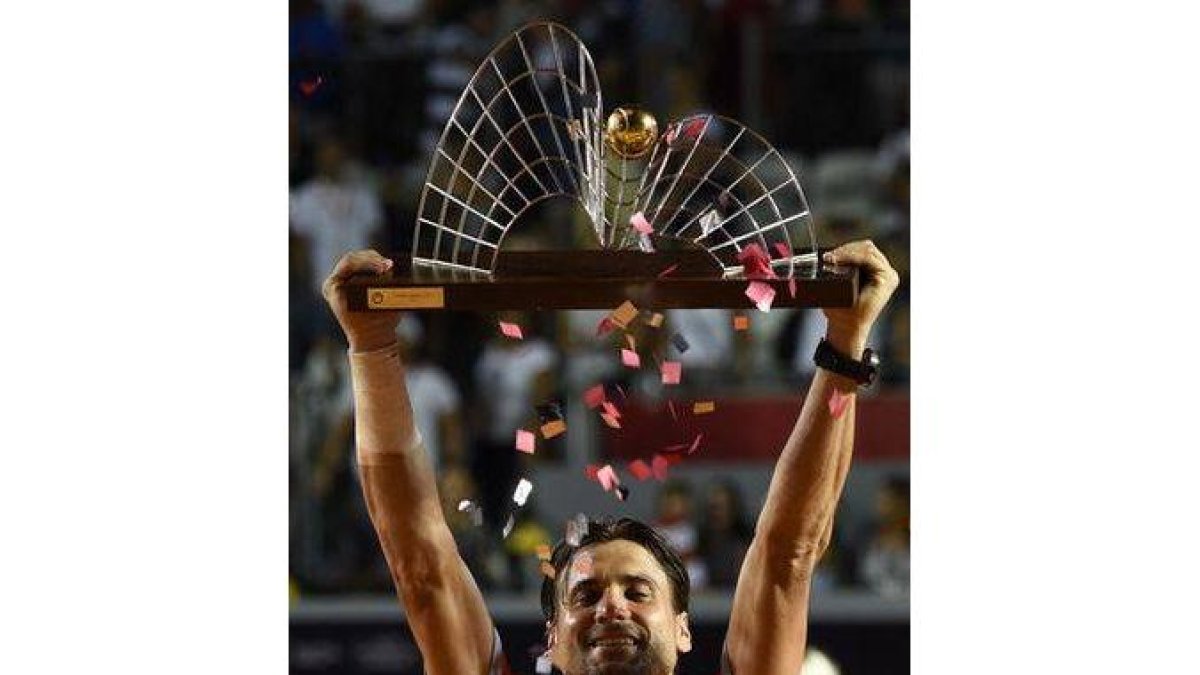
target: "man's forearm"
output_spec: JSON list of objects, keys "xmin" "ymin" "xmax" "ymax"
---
[
  {"xmin": 348, "ymin": 342, "xmax": 443, "ymax": 535},
  {"xmin": 756, "ymin": 368, "xmax": 857, "ymax": 558}
]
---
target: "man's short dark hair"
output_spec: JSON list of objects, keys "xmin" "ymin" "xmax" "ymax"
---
[{"xmin": 539, "ymin": 517, "xmax": 690, "ymax": 623}]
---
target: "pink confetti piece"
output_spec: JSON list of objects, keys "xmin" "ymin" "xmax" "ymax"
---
[
  {"xmin": 628, "ymin": 459, "xmax": 653, "ymax": 481},
  {"xmin": 601, "ymin": 400, "xmax": 621, "ymax": 420},
  {"xmin": 584, "ymin": 465, "xmax": 600, "ymax": 482},
  {"xmin": 788, "ymin": 277, "xmax": 797, "ymax": 299},
  {"xmin": 661, "ymin": 360, "xmax": 682, "ymax": 385},
  {"xmin": 745, "ymin": 281, "xmax": 777, "ymax": 312},
  {"xmin": 595, "ymin": 316, "xmax": 616, "ymax": 337},
  {"xmin": 621, "ymin": 348, "xmax": 641, "ymax": 368},
  {"xmin": 687, "ymin": 433, "xmax": 704, "ymax": 455},
  {"xmin": 667, "ymin": 399, "xmax": 679, "ymax": 421},
  {"xmin": 737, "ymin": 243, "xmax": 777, "ymax": 280},
  {"xmin": 664, "ymin": 123, "xmax": 679, "ymax": 144},
  {"xmin": 584, "ymin": 384, "xmax": 606, "ymax": 409},
  {"xmin": 657, "ymin": 263, "xmax": 679, "ymax": 279},
  {"xmin": 772, "ymin": 242, "xmax": 792, "ymax": 259},
  {"xmin": 600, "ymin": 412, "xmax": 622, "ymax": 429},
  {"xmin": 682, "ymin": 117, "xmax": 705, "ymax": 139},
  {"xmin": 651, "ymin": 454, "xmax": 670, "ymax": 480},
  {"xmin": 515, "ymin": 429, "xmax": 536, "ymax": 454},
  {"xmin": 828, "ymin": 388, "xmax": 853, "ymax": 419},
  {"xmin": 499, "ymin": 321, "xmax": 524, "ymax": 340},
  {"xmin": 630, "ymin": 211, "xmax": 654, "ymax": 234},
  {"xmin": 596, "ymin": 464, "xmax": 619, "ymax": 492},
  {"xmin": 613, "ymin": 384, "xmax": 627, "ymax": 400}
]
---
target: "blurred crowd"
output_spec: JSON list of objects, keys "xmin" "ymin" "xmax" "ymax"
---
[{"xmin": 290, "ymin": 0, "xmax": 909, "ymax": 600}]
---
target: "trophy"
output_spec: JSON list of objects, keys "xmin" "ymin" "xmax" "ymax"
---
[{"xmin": 346, "ymin": 21, "xmax": 855, "ymax": 311}]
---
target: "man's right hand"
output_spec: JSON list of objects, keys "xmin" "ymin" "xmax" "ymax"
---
[{"xmin": 321, "ymin": 249, "xmax": 401, "ymax": 352}]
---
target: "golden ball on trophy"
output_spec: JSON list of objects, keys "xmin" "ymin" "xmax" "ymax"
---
[{"xmin": 604, "ymin": 107, "xmax": 658, "ymax": 159}]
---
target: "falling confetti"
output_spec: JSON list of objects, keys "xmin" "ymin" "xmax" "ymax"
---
[
  {"xmin": 737, "ymin": 244, "xmax": 776, "ymax": 280},
  {"xmin": 515, "ymin": 429, "xmax": 536, "ymax": 454},
  {"xmin": 686, "ymin": 432, "xmax": 704, "ymax": 455},
  {"xmin": 584, "ymin": 384, "xmax": 606, "ymax": 409},
  {"xmin": 664, "ymin": 123, "xmax": 679, "ymax": 144},
  {"xmin": 503, "ymin": 513, "xmax": 516, "ymax": 538},
  {"xmin": 625, "ymin": 334, "xmax": 637, "ymax": 351},
  {"xmin": 499, "ymin": 321, "xmax": 524, "ymax": 340},
  {"xmin": 630, "ymin": 211, "xmax": 654, "ymax": 234},
  {"xmin": 513, "ymin": 478, "xmax": 534, "ymax": 506},
  {"xmin": 682, "ymin": 117, "xmax": 706, "ymax": 139},
  {"xmin": 536, "ymin": 652, "xmax": 554, "ymax": 674},
  {"xmin": 458, "ymin": 500, "xmax": 483, "ymax": 527},
  {"xmin": 610, "ymin": 301, "xmax": 639, "ymax": 329},
  {"xmin": 651, "ymin": 454, "xmax": 670, "ymax": 480},
  {"xmin": 699, "ymin": 209, "xmax": 721, "ymax": 236},
  {"xmin": 595, "ymin": 316, "xmax": 616, "ymax": 337},
  {"xmin": 615, "ymin": 485, "xmax": 631, "ymax": 501},
  {"xmin": 773, "ymin": 242, "xmax": 792, "ymax": 259},
  {"xmin": 828, "ymin": 388, "xmax": 853, "ymax": 419},
  {"xmin": 718, "ymin": 191, "xmax": 731, "ymax": 209},
  {"xmin": 788, "ymin": 277, "xmax": 798, "ymax": 299},
  {"xmin": 596, "ymin": 464, "xmax": 619, "ymax": 492},
  {"xmin": 601, "ymin": 400, "xmax": 621, "ymax": 420},
  {"xmin": 600, "ymin": 412, "xmax": 622, "ymax": 429},
  {"xmin": 638, "ymin": 233, "xmax": 655, "ymax": 252},
  {"xmin": 667, "ymin": 399, "xmax": 679, "ymax": 421},
  {"xmin": 648, "ymin": 312, "xmax": 665, "ymax": 328},
  {"xmin": 693, "ymin": 401, "xmax": 715, "ymax": 414},
  {"xmin": 540, "ymin": 419, "xmax": 566, "ymax": 439},
  {"xmin": 745, "ymin": 281, "xmax": 777, "ymax": 312},
  {"xmin": 670, "ymin": 333, "xmax": 690, "ymax": 354},
  {"xmin": 656, "ymin": 264, "xmax": 679, "ymax": 279},
  {"xmin": 628, "ymin": 459, "xmax": 652, "ymax": 481},
  {"xmin": 661, "ymin": 361, "xmax": 682, "ymax": 385},
  {"xmin": 733, "ymin": 314, "xmax": 750, "ymax": 331},
  {"xmin": 621, "ymin": 348, "xmax": 641, "ymax": 368}
]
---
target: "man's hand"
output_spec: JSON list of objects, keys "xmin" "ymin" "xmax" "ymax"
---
[
  {"xmin": 821, "ymin": 240, "xmax": 901, "ymax": 355},
  {"xmin": 321, "ymin": 249, "xmax": 401, "ymax": 352}
]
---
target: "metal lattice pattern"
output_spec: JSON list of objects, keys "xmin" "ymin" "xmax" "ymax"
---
[{"xmin": 413, "ymin": 22, "xmax": 817, "ymax": 278}]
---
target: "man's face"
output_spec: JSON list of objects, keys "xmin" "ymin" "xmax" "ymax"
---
[{"xmin": 549, "ymin": 540, "xmax": 691, "ymax": 675}]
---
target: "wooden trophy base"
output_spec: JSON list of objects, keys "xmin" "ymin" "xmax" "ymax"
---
[{"xmin": 344, "ymin": 250, "xmax": 857, "ymax": 311}]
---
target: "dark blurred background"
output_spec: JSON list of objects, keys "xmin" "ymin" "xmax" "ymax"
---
[{"xmin": 289, "ymin": 0, "xmax": 908, "ymax": 672}]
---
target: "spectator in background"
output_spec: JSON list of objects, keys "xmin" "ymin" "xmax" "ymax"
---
[
  {"xmin": 472, "ymin": 311, "xmax": 559, "ymax": 533},
  {"xmin": 290, "ymin": 132, "xmax": 384, "ymax": 295},
  {"xmin": 653, "ymin": 479, "xmax": 708, "ymax": 589},
  {"xmin": 395, "ymin": 314, "xmax": 466, "ymax": 473},
  {"xmin": 697, "ymin": 479, "xmax": 754, "ymax": 589},
  {"xmin": 438, "ymin": 464, "xmax": 501, "ymax": 590},
  {"xmin": 665, "ymin": 309, "xmax": 735, "ymax": 388},
  {"xmin": 857, "ymin": 475, "xmax": 910, "ymax": 597}
]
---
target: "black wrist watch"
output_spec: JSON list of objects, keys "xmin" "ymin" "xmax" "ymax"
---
[{"xmin": 813, "ymin": 338, "xmax": 880, "ymax": 387}]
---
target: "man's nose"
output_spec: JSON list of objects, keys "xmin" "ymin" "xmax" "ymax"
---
[{"xmin": 595, "ymin": 588, "xmax": 631, "ymax": 621}]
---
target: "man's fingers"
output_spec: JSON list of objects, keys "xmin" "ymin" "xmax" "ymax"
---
[
  {"xmin": 823, "ymin": 240, "xmax": 895, "ymax": 279},
  {"xmin": 322, "ymin": 250, "xmax": 393, "ymax": 300}
]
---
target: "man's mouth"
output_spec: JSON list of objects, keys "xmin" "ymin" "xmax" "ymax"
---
[{"xmin": 589, "ymin": 637, "xmax": 638, "ymax": 648}]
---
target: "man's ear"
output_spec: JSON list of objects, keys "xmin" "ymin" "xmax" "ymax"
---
[{"xmin": 675, "ymin": 611, "xmax": 693, "ymax": 653}]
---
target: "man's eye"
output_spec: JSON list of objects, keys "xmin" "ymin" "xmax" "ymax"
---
[
  {"xmin": 572, "ymin": 590, "xmax": 598, "ymax": 606},
  {"xmin": 627, "ymin": 589, "xmax": 650, "ymax": 601}
]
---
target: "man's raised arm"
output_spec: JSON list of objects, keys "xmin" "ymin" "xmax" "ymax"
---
[
  {"xmin": 323, "ymin": 250, "xmax": 495, "ymax": 675},
  {"xmin": 725, "ymin": 241, "xmax": 899, "ymax": 675}
]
